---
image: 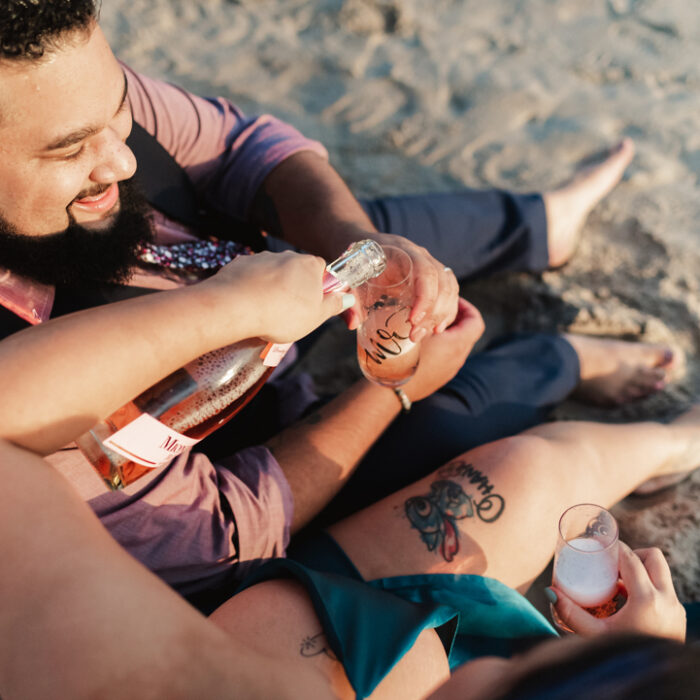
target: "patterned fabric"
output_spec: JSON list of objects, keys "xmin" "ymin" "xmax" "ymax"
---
[{"xmin": 137, "ymin": 239, "xmax": 250, "ymax": 273}]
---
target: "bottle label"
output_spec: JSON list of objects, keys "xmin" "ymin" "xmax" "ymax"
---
[
  {"xmin": 260, "ymin": 342, "xmax": 293, "ymax": 367},
  {"xmin": 103, "ymin": 413, "xmax": 200, "ymax": 469}
]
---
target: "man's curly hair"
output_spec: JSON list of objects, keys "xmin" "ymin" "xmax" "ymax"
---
[{"xmin": 1, "ymin": 0, "xmax": 98, "ymax": 61}]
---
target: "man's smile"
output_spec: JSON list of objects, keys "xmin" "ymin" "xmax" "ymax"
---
[{"xmin": 71, "ymin": 182, "xmax": 120, "ymax": 215}]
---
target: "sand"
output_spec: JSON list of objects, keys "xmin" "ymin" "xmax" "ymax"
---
[{"xmin": 100, "ymin": 0, "xmax": 700, "ymax": 599}]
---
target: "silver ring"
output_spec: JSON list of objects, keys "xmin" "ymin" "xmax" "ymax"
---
[{"xmin": 443, "ymin": 266, "xmax": 452, "ymax": 273}]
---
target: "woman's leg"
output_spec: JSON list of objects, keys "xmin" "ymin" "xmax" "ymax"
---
[
  {"xmin": 0, "ymin": 439, "xmax": 244, "ymax": 699},
  {"xmin": 209, "ymin": 579, "xmax": 449, "ymax": 700},
  {"xmin": 328, "ymin": 407, "xmax": 700, "ymax": 593},
  {"xmin": 0, "ymin": 439, "xmax": 448, "ymax": 700}
]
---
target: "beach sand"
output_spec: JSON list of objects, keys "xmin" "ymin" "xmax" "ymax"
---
[{"xmin": 101, "ymin": 0, "xmax": 700, "ymax": 600}]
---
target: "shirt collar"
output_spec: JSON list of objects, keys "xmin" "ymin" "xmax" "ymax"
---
[
  {"xmin": 0, "ymin": 267, "xmax": 55, "ymax": 325},
  {"xmin": 0, "ymin": 211, "xmax": 203, "ymax": 324}
]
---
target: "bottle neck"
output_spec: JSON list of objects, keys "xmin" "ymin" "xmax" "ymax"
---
[{"xmin": 321, "ymin": 270, "xmax": 346, "ymax": 294}]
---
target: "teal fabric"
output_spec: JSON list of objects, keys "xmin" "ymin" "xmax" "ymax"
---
[
  {"xmin": 237, "ymin": 532, "xmax": 558, "ymax": 699},
  {"xmin": 371, "ymin": 574, "xmax": 558, "ymax": 668},
  {"xmin": 237, "ymin": 559, "xmax": 458, "ymax": 699}
]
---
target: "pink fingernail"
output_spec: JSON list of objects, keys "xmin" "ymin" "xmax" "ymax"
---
[
  {"xmin": 413, "ymin": 311, "xmax": 426, "ymax": 324},
  {"xmin": 341, "ymin": 294, "xmax": 356, "ymax": 311}
]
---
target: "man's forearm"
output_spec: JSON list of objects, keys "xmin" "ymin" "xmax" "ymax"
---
[
  {"xmin": 251, "ymin": 151, "xmax": 378, "ymax": 259},
  {"xmin": 266, "ymin": 379, "xmax": 402, "ymax": 532},
  {"xmin": 0, "ymin": 284, "xmax": 246, "ymax": 454}
]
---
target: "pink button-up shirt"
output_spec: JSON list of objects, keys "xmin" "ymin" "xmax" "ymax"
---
[{"xmin": 1, "ymin": 65, "xmax": 327, "ymax": 593}]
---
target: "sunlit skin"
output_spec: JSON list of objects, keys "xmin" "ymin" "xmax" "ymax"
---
[{"xmin": 0, "ymin": 23, "xmax": 135, "ymax": 237}]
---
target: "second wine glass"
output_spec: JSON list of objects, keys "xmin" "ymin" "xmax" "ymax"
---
[{"xmin": 551, "ymin": 503, "xmax": 626, "ymax": 633}]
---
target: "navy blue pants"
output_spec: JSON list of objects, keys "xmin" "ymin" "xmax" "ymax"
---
[{"xmin": 207, "ymin": 188, "xmax": 579, "ymax": 514}]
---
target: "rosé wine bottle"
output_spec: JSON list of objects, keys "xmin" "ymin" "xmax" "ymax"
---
[{"xmin": 76, "ymin": 240, "xmax": 386, "ymax": 490}]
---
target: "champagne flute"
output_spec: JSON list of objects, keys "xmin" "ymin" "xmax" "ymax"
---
[
  {"xmin": 551, "ymin": 503, "xmax": 627, "ymax": 633},
  {"xmin": 356, "ymin": 246, "xmax": 421, "ymax": 387}
]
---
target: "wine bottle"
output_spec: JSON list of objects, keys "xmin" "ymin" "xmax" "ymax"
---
[{"xmin": 76, "ymin": 240, "xmax": 386, "ymax": 490}]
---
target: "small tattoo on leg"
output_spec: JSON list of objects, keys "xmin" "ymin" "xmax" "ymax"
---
[{"xmin": 300, "ymin": 632, "xmax": 338, "ymax": 661}]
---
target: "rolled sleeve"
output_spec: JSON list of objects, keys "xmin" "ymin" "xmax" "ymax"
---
[{"xmin": 124, "ymin": 63, "xmax": 328, "ymax": 219}]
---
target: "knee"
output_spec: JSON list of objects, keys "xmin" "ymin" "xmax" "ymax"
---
[
  {"xmin": 484, "ymin": 433, "xmax": 556, "ymax": 480},
  {"xmin": 473, "ymin": 433, "xmax": 564, "ymax": 512}
]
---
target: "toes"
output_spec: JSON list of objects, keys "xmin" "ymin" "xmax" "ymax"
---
[
  {"xmin": 655, "ymin": 347, "xmax": 675, "ymax": 368},
  {"xmin": 615, "ymin": 367, "xmax": 667, "ymax": 404},
  {"xmin": 645, "ymin": 366, "xmax": 667, "ymax": 385},
  {"xmin": 640, "ymin": 344, "xmax": 674, "ymax": 368},
  {"xmin": 612, "ymin": 137, "xmax": 635, "ymax": 162}
]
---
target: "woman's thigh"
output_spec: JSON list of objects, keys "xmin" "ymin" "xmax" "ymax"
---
[
  {"xmin": 328, "ymin": 433, "xmax": 580, "ymax": 593},
  {"xmin": 209, "ymin": 579, "xmax": 450, "ymax": 700}
]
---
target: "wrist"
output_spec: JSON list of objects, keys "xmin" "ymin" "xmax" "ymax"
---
[
  {"xmin": 192, "ymin": 277, "xmax": 259, "ymax": 343},
  {"xmin": 393, "ymin": 387, "xmax": 412, "ymax": 413},
  {"xmin": 355, "ymin": 379, "xmax": 413, "ymax": 419}
]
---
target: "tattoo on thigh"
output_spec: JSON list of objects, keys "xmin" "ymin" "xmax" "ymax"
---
[
  {"xmin": 300, "ymin": 632, "xmax": 338, "ymax": 661},
  {"xmin": 404, "ymin": 461, "xmax": 505, "ymax": 562}
]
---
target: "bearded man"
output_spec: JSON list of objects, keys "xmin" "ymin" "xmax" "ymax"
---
[{"xmin": 0, "ymin": 0, "xmax": 675, "ymax": 610}]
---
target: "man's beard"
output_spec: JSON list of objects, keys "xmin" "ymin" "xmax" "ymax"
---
[{"xmin": 0, "ymin": 178, "xmax": 154, "ymax": 288}]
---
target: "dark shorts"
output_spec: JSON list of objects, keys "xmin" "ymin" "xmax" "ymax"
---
[{"xmin": 236, "ymin": 532, "xmax": 557, "ymax": 699}]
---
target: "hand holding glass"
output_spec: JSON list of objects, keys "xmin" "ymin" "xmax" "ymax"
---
[
  {"xmin": 551, "ymin": 503, "xmax": 626, "ymax": 632},
  {"xmin": 356, "ymin": 246, "xmax": 420, "ymax": 387}
]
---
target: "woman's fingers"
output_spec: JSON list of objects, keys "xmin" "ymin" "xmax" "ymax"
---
[
  {"xmin": 617, "ymin": 541, "xmax": 654, "ymax": 597},
  {"xmin": 407, "ymin": 245, "xmax": 441, "ymax": 341},
  {"xmin": 432, "ymin": 267, "xmax": 460, "ymax": 334},
  {"xmin": 633, "ymin": 547, "xmax": 676, "ymax": 594},
  {"xmin": 441, "ymin": 297, "xmax": 485, "ymax": 345},
  {"xmin": 548, "ymin": 587, "xmax": 606, "ymax": 637}
]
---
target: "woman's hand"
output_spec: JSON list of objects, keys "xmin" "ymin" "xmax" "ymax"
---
[
  {"xmin": 401, "ymin": 297, "xmax": 484, "ymax": 402},
  {"xmin": 343, "ymin": 232, "xmax": 460, "ymax": 343},
  {"xmin": 550, "ymin": 542, "xmax": 686, "ymax": 642},
  {"xmin": 206, "ymin": 251, "xmax": 353, "ymax": 343}
]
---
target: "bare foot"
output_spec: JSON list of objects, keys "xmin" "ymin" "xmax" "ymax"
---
[
  {"xmin": 543, "ymin": 138, "xmax": 635, "ymax": 267},
  {"xmin": 634, "ymin": 405, "xmax": 700, "ymax": 495},
  {"xmin": 564, "ymin": 333, "xmax": 676, "ymax": 406}
]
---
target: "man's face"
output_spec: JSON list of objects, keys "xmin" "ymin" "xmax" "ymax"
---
[{"xmin": 0, "ymin": 24, "xmax": 137, "ymax": 239}]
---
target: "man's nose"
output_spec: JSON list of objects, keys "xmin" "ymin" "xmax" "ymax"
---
[{"xmin": 89, "ymin": 130, "xmax": 137, "ymax": 184}]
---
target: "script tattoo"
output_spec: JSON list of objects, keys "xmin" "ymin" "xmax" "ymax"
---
[
  {"xmin": 404, "ymin": 461, "xmax": 505, "ymax": 562},
  {"xmin": 300, "ymin": 632, "xmax": 338, "ymax": 661},
  {"xmin": 438, "ymin": 461, "xmax": 505, "ymax": 523}
]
